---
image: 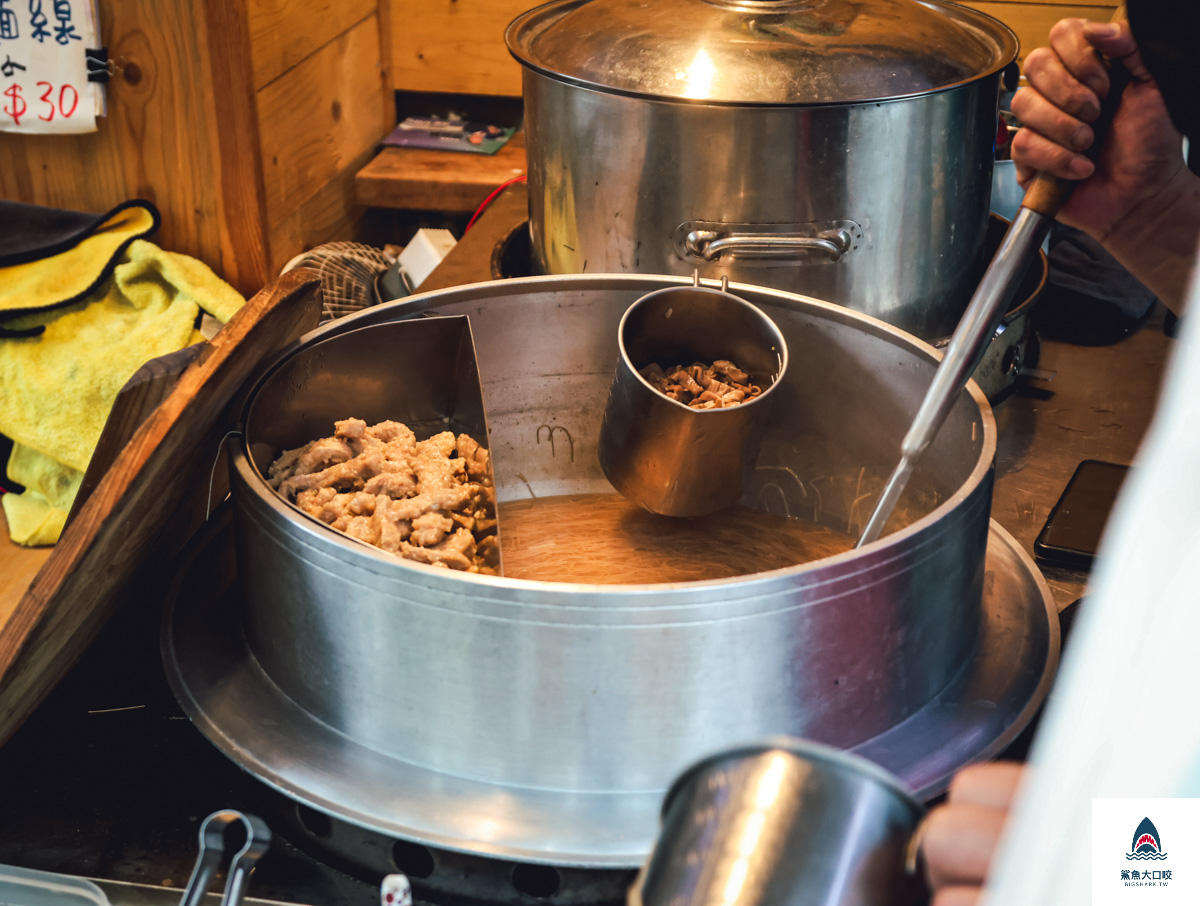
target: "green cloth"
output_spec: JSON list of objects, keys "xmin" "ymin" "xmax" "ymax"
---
[{"xmin": 1, "ymin": 239, "xmax": 245, "ymax": 546}]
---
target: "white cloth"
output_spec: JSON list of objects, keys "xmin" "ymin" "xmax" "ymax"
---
[{"xmin": 984, "ymin": 259, "xmax": 1200, "ymax": 902}]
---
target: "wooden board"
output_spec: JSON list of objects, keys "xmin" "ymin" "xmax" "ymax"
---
[
  {"xmin": 203, "ymin": 0, "xmax": 274, "ymax": 293},
  {"xmin": 0, "ymin": 521, "xmax": 52, "ymax": 635},
  {"xmin": 0, "ymin": 1, "xmax": 392, "ymax": 297},
  {"xmin": 387, "ymin": 0, "xmax": 530, "ymax": 97},
  {"xmin": 257, "ymin": 13, "xmax": 391, "ymax": 231},
  {"xmin": 420, "ymin": 182, "xmax": 529, "ymax": 291},
  {"xmin": 0, "ymin": 270, "xmax": 322, "ymax": 748},
  {"xmin": 380, "ymin": 0, "xmax": 1119, "ymax": 97},
  {"xmin": 268, "ymin": 143, "xmax": 381, "ymax": 273},
  {"xmin": 960, "ymin": 2, "xmax": 1117, "ymax": 68},
  {"xmin": 65, "ymin": 344, "xmax": 206, "ymax": 527},
  {"xmin": 970, "ymin": 0, "xmax": 1115, "ymax": 5},
  {"xmin": 248, "ymin": 0, "xmax": 377, "ymax": 90},
  {"xmin": 355, "ymin": 130, "xmax": 527, "ymax": 213}
]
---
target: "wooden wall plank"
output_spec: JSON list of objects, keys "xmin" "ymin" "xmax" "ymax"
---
[
  {"xmin": 257, "ymin": 13, "xmax": 391, "ymax": 234},
  {"xmin": 0, "ymin": 0, "xmax": 272, "ymax": 297},
  {"xmin": 384, "ymin": 0, "xmax": 1119, "ymax": 97},
  {"xmin": 247, "ymin": 0, "xmax": 377, "ymax": 90},
  {"xmin": 375, "ymin": 0, "xmax": 396, "ymax": 92},
  {"xmin": 267, "ymin": 143, "xmax": 379, "ymax": 272},
  {"xmin": 387, "ymin": 0, "xmax": 529, "ymax": 97},
  {"xmin": 960, "ymin": 3, "xmax": 1117, "ymax": 69},
  {"xmin": 203, "ymin": 0, "xmax": 273, "ymax": 291},
  {"xmin": 971, "ymin": 0, "xmax": 1114, "ymax": 5}
]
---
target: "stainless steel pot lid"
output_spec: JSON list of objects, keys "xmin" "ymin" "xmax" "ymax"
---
[{"xmin": 506, "ymin": 0, "xmax": 1018, "ymax": 106}]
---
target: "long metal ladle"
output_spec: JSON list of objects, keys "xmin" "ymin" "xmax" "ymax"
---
[{"xmin": 857, "ymin": 60, "xmax": 1133, "ymax": 547}]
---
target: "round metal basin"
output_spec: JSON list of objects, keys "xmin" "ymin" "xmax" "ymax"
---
[{"xmin": 164, "ymin": 274, "xmax": 1055, "ymax": 866}]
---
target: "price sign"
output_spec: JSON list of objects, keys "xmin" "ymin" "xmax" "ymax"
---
[{"xmin": 0, "ymin": 0, "xmax": 99, "ymax": 134}]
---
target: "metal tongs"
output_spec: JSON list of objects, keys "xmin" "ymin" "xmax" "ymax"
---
[
  {"xmin": 856, "ymin": 57, "xmax": 1134, "ymax": 547},
  {"xmin": 179, "ymin": 810, "xmax": 272, "ymax": 906}
]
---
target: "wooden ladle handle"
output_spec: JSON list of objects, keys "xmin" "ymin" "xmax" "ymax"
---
[{"xmin": 1021, "ymin": 57, "xmax": 1135, "ymax": 218}]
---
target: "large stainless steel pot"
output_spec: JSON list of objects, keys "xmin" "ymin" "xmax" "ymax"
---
[
  {"xmin": 507, "ymin": 0, "xmax": 1019, "ymax": 339},
  {"xmin": 223, "ymin": 275, "xmax": 1005, "ymax": 864}
]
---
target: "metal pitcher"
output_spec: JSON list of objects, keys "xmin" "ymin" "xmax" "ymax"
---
[
  {"xmin": 598, "ymin": 277, "xmax": 788, "ymax": 517},
  {"xmin": 632, "ymin": 739, "xmax": 926, "ymax": 906}
]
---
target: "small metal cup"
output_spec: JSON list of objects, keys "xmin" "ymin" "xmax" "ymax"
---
[
  {"xmin": 598, "ymin": 278, "xmax": 788, "ymax": 517},
  {"xmin": 631, "ymin": 739, "xmax": 926, "ymax": 906}
]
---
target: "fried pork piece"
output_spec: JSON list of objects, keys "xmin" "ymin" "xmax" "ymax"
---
[
  {"xmin": 400, "ymin": 526, "xmax": 477, "ymax": 571},
  {"xmin": 364, "ymin": 469, "xmax": 418, "ymax": 498},
  {"xmin": 411, "ymin": 511, "xmax": 454, "ymax": 546},
  {"xmin": 279, "ymin": 451, "xmax": 384, "ymax": 498},
  {"xmin": 455, "ymin": 433, "xmax": 492, "ymax": 482},
  {"xmin": 638, "ymin": 358, "xmax": 764, "ymax": 409},
  {"xmin": 268, "ymin": 418, "xmax": 498, "ymax": 574},
  {"xmin": 294, "ymin": 437, "xmax": 353, "ymax": 475},
  {"xmin": 267, "ymin": 447, "xmax": 304, "ymax": 486},
  {"xmin": 476, "ymin": 534, "xmax": 501, "ymax": 570}
]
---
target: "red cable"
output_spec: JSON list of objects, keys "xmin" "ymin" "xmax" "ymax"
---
[{"xmin": 464, "ymin": 175, "xmax": 527, "ymax": 234}]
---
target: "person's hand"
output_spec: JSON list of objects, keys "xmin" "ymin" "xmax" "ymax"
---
[
  {"xmin": 1010, "ymin": 19, "xmax": 1187, "ymax": 243},
  {"xmin": 920, "ymin": 762, "xmax": 1026, "ymax": 906}
]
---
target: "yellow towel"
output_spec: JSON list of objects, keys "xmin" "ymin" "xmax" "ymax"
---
[
  {"xmin": 0, "ymin": 239, "xmax": 245, "ymax": 546},
  {"xmin": 3, "ymin": 443, "xmax": 82, "ymax": 546},
  {"xmin": 0, "ymin": 202, "xmax": 159, "ymax": 335}
]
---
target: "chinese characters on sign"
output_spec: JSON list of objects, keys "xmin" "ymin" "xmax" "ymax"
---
[
  {"xmin": 52, "ymin": 0, "xmax": 81, "ymax": 45},
  {"xmin": 0, "ymin": 0, "xmax": 98, "ymax": 133},
  {"xmin": 0, "ymin": 1, "xmax": 18, "ymax": 42},
  {"xmin": 1121, "ymin": 870, "xmax": 1173, "ymax": 882}
]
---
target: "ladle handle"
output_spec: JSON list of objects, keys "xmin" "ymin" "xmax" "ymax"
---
[
  {"xmin": 856, "ymin": 56, "xmax": 1132, "ymax": 548},
  {"xmin": 914, "ymin": 60, "xmax": 1132, "ymax": 458},
  {"xmin": 1020, "ymin": 58, "xmax": 1134, "ymax": 218}
]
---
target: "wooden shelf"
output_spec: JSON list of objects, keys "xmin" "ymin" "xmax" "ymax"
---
[{"xmin": 355, "ymin": 131, "xmax": 527, "ymax": 213}]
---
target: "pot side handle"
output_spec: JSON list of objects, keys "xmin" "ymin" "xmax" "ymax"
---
[{"xmin": 677, "ymin": 220, "xmax": 861, "ymax": 265}]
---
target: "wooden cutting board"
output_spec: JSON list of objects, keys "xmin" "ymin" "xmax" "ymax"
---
[
  {"xmin": 65, "ymin": 342, "xmax": 207, "ymax": 527},
  {"xmin": 0, "ymin": 269, "xmax": 322, "ymax": 747}
]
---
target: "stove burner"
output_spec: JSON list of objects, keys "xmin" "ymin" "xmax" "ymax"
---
[
  {"xmin": 490, "ymin": 220, "xmax": 535, "ymax": 281},
  {"xmin": 265, "ymin": 794, "xmax": 637, "ymax": 906}
]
